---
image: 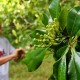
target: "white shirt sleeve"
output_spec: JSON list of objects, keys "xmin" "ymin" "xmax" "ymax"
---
[{"xmin": 5, "ymin": 38, "xmax": 15, "ymax": 54}]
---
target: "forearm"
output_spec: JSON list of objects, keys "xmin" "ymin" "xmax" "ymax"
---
[
  {"xmin": 0, "ymin": 48, "xmax": 25, "ymax": 65},
  {"xmin": 0, "ymin": 55, "xmax": 14, "ymax": 65}
]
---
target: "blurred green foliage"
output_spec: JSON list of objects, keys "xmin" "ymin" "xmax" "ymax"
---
[
  {"xmin": 0, "ymin": 0, "xmax": 50, "ymax": 47},
  {"xmin": 1, "ymin": 0, "xmax": 80, "ymax": 80}
]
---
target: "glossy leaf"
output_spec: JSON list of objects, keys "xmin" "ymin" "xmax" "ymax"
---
[
  {"xmin": 58, "ymin": 55, "xmax": 66, "ymax": 80},
  {"xmin": 68, "ymin": 49, "xmax": 80, "ymax": 80},
  {"xmin": 77, "ymin": 52, "xmax": 80, "ymax": 57},
  {"xmin": 49, "ymin": 0, "xmax": 61, "ymax": 20},
  {"xmin": 36, "ymin": 29, "xmax": 46, "ymax": 35},
  {"xmin": 67, "ymin": 6, "xmax": 80, "ymax": 37},
  {"xmin": 53, "ymin": 56, "xmax": 66, "ymax": 80},
  {"xmin": 74, "ymin": 52, "xmax": 80, "ymax": 80},
  {"xmin": 53, "ymin": 59, "xmax": 60, "ymax": 80},
  {"xmin": 53, "ymin": 46, "xmax": 69, "ymax": 80},
  {"xmin": 55, "ymin": 46, "xmax": 67, "ymax": 59},
  {"xmin": 59, "ymin": 6, "xmax": 69, "ymax": 30},
  {"xmin": 22, "ymin": 48, "xmax": 47, "ymax": 71},
  {"xmin": 68, "ymin": 55, "xmax": 77, "ymax": 80}
]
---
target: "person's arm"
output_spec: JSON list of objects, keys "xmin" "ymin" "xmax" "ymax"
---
[
  {"xmin": 0, "ymin": 47, "xmax": 24, "ymax": 65},
  {"xmin": 0, "ymin": 54, "xmax": 15, "ymax": 65}
]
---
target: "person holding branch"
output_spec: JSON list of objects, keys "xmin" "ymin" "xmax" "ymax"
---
[{"xmin": 0, "ymin": 23, "xmax": 25, "ymax": 80}]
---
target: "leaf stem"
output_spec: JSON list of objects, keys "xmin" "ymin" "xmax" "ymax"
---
[{"xmin": 69, "ymin": 36, "xmax": 78, "ymax": 49}]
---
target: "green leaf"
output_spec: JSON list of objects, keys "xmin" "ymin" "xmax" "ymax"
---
[
  {"xmin": 48, "ymin": 74, "xmax": 55, "ymax": 80},
  {"xmin": 58, "ymin": 56, "xmax": 66, "ymax": 80},
  {"xmin": 77, "ymin": 52, "xmax": 80, "ymax": 57},
  {"xmin": 59, "ymin": 6, "xmax": 69, "ymax": 30},
  {"xmin": 30, "ymin": 31, "xmax": 36, "ymax": 39},
  {"xmin": 53, "ymin": 56, "xmax": 66, "ymax": 80},
  {"xmin": 36, "ymin": 29, "xmax": 46, "ymax": 35},
  {"xmin": 12, "ymin": 29, "xmax": 17, "ymax": 37},
  {"xmin": 68, "ymin": 54, "xmax": 77, "ymax": 80},
  {"xmin": 53, "ymin": 46, "xmax": 69, "ymax": 80},
  {"xmin": 42, "ymin": 10, "xmax": 49, "ymax": 26},
  {"xmin": 76, "ymin": 30, "xmax": 80, "ymax": 37},
  {"xmin": 22, "ymin": 48, "xmax": 47, "ymax": 72},
  {"xmin": 30, "ymin": 29, "xmax": 46, "ymax": 39},
  {"xmin": 49, "ymin": 0, "xmax": 61, "ymax": 20},
  {"xmin": 53, "ymin": 59, "xmax": 60, "ymax": 80},
  {"xmin": 55, "ymin": 46, "xmax": 68, "ymax": 59},
  {"xmin": 69, "ymin": 49, "xmax": 80, "ymax": 80},
  {"xmin": 30, "ymin": 29, "xmax": 46, "ymax": 45},
  {"xmin": 74, "ymin": 52, "xmax": 80, "ymax": 80},
  {"xmin": 66, "ymin": 6, "xmax": 80, "ymax": 37}
]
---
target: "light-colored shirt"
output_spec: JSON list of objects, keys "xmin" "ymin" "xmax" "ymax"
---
[{"xmin": 0, "ymin": 37, "xmax": 15, "ymax": 80}]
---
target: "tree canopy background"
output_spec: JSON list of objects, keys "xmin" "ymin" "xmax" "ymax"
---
[{"xmin": 0, "ymin": 0, "xmax": 50, "ymax": 48}]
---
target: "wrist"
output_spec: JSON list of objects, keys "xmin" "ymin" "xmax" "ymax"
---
[{"xmin": 10, "ymin": 54, "xmax": 16, "ymax": 59}]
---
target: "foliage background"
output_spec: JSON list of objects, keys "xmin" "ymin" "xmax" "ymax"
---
[
  {"xmin": 0, "ymin": 0, "xmax": 53, "ymax": 80},
  {"xmin": 1, "ymin": 0, "xmax": 80, "ymax": 80},
  {"xmin": 0, "ymin": 0, "xmax": 50, "ymax": 47}
]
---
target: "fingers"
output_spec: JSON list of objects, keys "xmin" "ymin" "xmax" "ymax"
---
[
  {"xmin": 17, "ymin": 47, "xmax": 25, "ymax": 59},
  {"xmin": 18, "ymin": 47, "xmax": 25, "ymax": 53},
  {"xmin": 21, "ymin": 53, "xmax": 24, "ymax": 59}
]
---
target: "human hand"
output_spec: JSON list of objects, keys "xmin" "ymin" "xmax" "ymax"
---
[
  {"xmin": 12, "ymin": 47, "xmax": 25, "ymax": 60},
  {"xmin": 18, "ymin": 47, "xmax": 25, "ymax": 59}
]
